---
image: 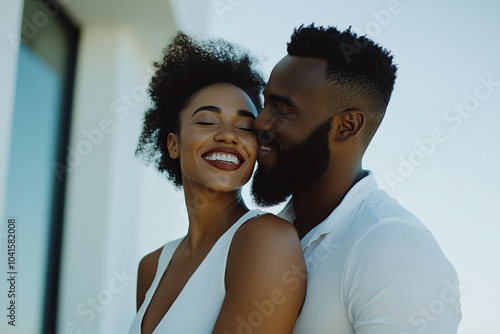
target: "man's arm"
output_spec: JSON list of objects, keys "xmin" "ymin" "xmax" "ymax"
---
[{"xmin": 343, "ymin": 221, "xmax": 461, "ymax": 334}]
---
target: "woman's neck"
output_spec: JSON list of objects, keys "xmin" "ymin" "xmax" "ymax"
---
[{"xmin": 181, "ymin": 181, "xmax": 248, "ymax": 256}]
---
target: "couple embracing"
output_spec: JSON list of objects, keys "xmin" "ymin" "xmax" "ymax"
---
[{"xmin": 128, "ymin": 24, "xmax": 461, "ymax": 334}]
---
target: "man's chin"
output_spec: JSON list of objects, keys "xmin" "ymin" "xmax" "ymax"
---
[
  {"xmin": 256, "ymin": 151, "xmax": 278, "ymax": 172},
  {"xmin": 251, "ymin": 188, "xmax": 290, "ymax": 207},
  {"xmin": 253, "ymin": 162, "xmax": 272, "ymax": 177},
  {"xmin": 252, "ymin": 116, "xmax": 333, "ymax": 207},
  {"xmin": 250, "ymin": 166, "xmax": 291, "ymax": 207}
]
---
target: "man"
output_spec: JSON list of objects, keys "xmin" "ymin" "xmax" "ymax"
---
[{"xmin": 252, "ymin": 24, "xmax": 461, "ymax": 333}]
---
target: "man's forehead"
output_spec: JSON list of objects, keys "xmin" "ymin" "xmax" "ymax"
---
[{"xmin": 267, "ymin": 55, "xmax": 327, "ymax": 92}]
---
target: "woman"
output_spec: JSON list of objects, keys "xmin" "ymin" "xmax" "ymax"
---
[{"xmin": 128, "ymin": 32, "xmax": 306, "ymax": 334}]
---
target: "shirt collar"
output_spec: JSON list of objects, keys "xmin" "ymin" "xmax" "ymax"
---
[{"xmin": 278, "ymin": 170, "xmax": 378, "ymax": 249}]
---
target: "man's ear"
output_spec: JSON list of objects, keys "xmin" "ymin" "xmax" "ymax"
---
[
  {"xmin": 167, "ymin": 133, "xmax": 180, "ymax": 159},
  {"xmin": 334, "ymin": 109, "xmax": 365, "ymax": 142}
]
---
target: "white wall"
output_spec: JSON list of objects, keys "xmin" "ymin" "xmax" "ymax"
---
[{"xmin": 56, "ymin": 26, "xmax": 174, "ymax": 333}]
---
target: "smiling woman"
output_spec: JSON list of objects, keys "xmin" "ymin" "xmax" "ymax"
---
[
  {"xmin": 168, "ymin": 84, "xmax": 259, "ymax": 192},
  {"xmin": 128, "ymin": 32, "xmax": 306, "ymax": 334}
]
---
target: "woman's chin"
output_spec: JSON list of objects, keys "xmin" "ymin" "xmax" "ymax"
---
[{"xmin": 201, "ymin": 181, "xmax": 244, "ymax": 194}]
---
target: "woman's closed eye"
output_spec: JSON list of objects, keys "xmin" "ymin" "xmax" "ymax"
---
[
  {"xmin": 196, "ymin": 122, "xmax": 254, "ymax": 134},
  {"xmin": 235, "ymin": 119, "xmax": 256, "ymax": 133},
  {"xmin": 237, "ymin": 127, "xmax": 255, "ymax": 133}
]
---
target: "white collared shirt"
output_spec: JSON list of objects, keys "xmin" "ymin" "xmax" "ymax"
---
[{"xmin": 280, "ymin": 171, "xmax": 462, "ymax": 334}]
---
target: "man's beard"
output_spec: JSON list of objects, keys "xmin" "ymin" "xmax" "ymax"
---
[{"xmin": 251, "ymin": 117, "xmax": 332, "ymax": 207}]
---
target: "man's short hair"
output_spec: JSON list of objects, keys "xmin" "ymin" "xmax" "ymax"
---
[{"xmin": 287, "ymin": 24, "xmax": 398, "ymax": 147}]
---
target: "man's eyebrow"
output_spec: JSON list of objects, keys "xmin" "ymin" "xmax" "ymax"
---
[
  {"xmin": 192, "ymin": 105, "xmax": 221, "ymax": 117},
  {"xmin": 192, "ymin": 106, "xmax": 255, "ymax": 119},
  {"xmin": 266, "ymin": 94, "xmax": 297, "ymax": 107}
]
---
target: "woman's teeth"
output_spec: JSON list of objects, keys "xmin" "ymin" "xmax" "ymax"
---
[{"xmin": 204, "ymin": 152, "xmax": 240, "ymax": 164}]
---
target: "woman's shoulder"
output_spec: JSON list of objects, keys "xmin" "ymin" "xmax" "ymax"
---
[
  {"xmin": 228, "ymin": 212, "xmax": 303, "ymax": 268},
  {"xmin": 136, "ymin": 237, "xmax": 183, "ymax": 310},
  {"xmin": 238, "ymin": 212, "xmax": 298, "ymax": 243},
  {"xmin": 136, "ymin": 246, "xmax": 163, "ymax": 310},
  {"xmin": 138, "ymin": 247, "xmax": 163, "ymax": 280},
  {"xmin": 137, "ymin": 237, "xmax": 184, "ymax": 288},
  {"xmin": 218, "ymin": 211, "xmax": 306, "ymax": 332}
]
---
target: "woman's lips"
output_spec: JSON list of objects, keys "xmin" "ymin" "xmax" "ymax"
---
[
  {"xmin": 204, "ymin": 159, "xmax": 243, "ymax": 171},
  {"xmin": 202, "ymin": 147, "xmax": 245, "ymax": 171}
]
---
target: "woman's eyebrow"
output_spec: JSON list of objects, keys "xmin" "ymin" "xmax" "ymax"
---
[
  {"xmin": 192, "ymin": 106, "xmax": 255, "ymax": 119},
  {"xmin": 192, "ymin": 105, "xmax": 221, "ymax": 117},
  {"xmin": 237, "ymin": 110, "xmax": 256, "ymax": 119}
]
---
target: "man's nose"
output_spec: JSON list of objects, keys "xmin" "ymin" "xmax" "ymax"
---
[{"xmin": 254, "ymin": 105, "xmax": 273, "ymax": 132}]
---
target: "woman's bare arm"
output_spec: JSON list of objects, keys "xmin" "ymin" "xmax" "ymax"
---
[
  {"xmin": 212, "ymin": 214, "xmax": 307, "ymax": 334},
  {"xmin": 136, "ymin": 247, "xmax": 162, "ymax": 311}
]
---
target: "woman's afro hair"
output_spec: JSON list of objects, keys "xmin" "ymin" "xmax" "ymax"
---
[{"xmin": 135, "ymin": 32, "xmax": 265, "ymax": 188}]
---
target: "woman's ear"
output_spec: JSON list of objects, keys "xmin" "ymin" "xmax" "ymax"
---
[
  {"xmin": 167, "ymin": 133, "xmax": 180, "ymax": 159},
  {"xmin": 334, "ymin": 109, "xmax": 365, "ymax": 142}
]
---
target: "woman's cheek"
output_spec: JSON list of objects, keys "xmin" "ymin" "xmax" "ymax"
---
[{"xmin": 245, "ymin": 137, "xmax": 258, "ymax": 169}]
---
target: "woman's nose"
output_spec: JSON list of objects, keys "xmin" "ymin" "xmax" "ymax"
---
[{"xmin": 213, "ymin": 125, "xmax": 238, "ymax": 144}]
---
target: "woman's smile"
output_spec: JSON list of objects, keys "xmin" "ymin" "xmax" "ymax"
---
[{"xmin": 202, "ymin": 147, "xmax": 245, "ymax": 171}]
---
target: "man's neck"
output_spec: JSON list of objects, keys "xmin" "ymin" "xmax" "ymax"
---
[{"xmin": 293, "ymin": 167, "xmax": 366, "ymax": 239}]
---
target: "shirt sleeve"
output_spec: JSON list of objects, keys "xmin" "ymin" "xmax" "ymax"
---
[{"xmin": 341, "ymin": 220, "xmax": 462, "ymax": 334}]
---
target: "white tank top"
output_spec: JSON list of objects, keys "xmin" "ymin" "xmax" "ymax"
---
[{"xmin": 128, "ymin": 209, "xmax": 264, "ymax": 334}]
